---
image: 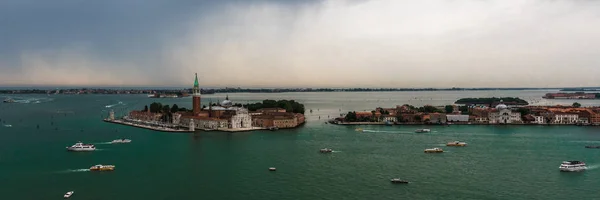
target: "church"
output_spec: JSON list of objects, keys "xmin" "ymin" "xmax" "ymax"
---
[{"xmin": 175, "ymin": 73, "xmax": 253, "ymax": 130}]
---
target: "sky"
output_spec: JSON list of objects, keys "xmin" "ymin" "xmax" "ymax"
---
[{"xmin": 1, "ymin": 0, "xmax": 600, "ymax": 88}]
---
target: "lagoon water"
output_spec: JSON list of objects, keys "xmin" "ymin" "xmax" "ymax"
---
[{"xmin": 1, "ymin": 90, "xmax": 600, "ymax": 200}]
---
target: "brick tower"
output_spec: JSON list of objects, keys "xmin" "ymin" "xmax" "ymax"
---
[{"xmin": 192, "ymin": 73, "xmax": 201, "ymax": 115}]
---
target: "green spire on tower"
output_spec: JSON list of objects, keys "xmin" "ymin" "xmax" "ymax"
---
[{"xmin": 194, "ymin": 73, "xmax": 199, "ymax": 87}]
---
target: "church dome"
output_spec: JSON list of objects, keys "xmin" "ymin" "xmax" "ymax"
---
[
  {"xmin": 221, "ymin": 100, "xmax": 233, "ymax": 107},
  {"xmin": 495, "ymin": 104, "xmax": 508, "ymax": 110},
  {"xmin": 220, "ymin": 95, "xmax": 233, "ymax": 107}
]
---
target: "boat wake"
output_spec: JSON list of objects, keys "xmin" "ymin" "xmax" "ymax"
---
[
  {"xmin": 3, "ymin": 124, "xmax": 12, "ymax": 127},
  {"xmin": 94, "ymin": 142, "xmax": 113, "ymax": 145},
  {"xmin": 587, "ymin": 164, "xmax": 600, "ymax": 170},
  {"xmin": 332, "ymin": 151, "xmax": 342, "ymax": 153},
  {"xmin": 362, "ymin": 130, "xmax": 413, "ymax": 134},
  {"xmin": 105, "ymin": 101, "xmax": 124, "ymax": 108},
  {"xmin": 58, "ymin": 169, "xmax": 90, "ymax": 173}
]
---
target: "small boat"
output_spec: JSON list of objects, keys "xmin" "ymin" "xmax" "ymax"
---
[
  {"xmin": 355, "ymin": 128, "xmax": 363, "ymax": 132},
  {"xmin": 446, "ymin": 141, "xmax": 467, "ymax": 147},
  {"xmin": 64, "ymin": 191, "xmax": 74, "ymax": 198},
  {"xmin": 3, "ymin": 98, "xmax": 15, "ymax": 103},
  {"xmin": 385, "ymin": 121, "xmax": 393, "ymax": 126},
  {"xmin": 66, "ymin": 142, "xmax": 96, "ymax": 152},
  {"xmin": 110, "ymin": 139, "xmax": 132, "ymax": 144},
  {"xmin": 320, "ymin": 148, "xmax": 333, "ymax": 153},
  {"xmin": 268, "ymin": 126, "xmax": 279, "ymax": 131},
  {"xmin": 424, "ymin": 148, "xmax": 444, "ymax": 153},
  {"xmin": 90, "ymin": 164, "xmax": 115, "ymax": 171},
  {"xmin": 269, "ymin": 167, "xmax": 276, "ymax": 171},
  {"xmin": 585, "ymin": 145, "xmax": 600, "ymax": 149},
  {"xmin": 559, "ymin": 161, "xmax": 586, "ymax": 172},
  {"xmin": 110, "ymin": 139, "xmax": 123, "ymax": 144},
  {"xmin": 390, "ymin": 178, "xmax": 409, "ymax": 184},
  {"xmin": 415, "ymin": 129, "xmax": 430, "ymax": 133}
]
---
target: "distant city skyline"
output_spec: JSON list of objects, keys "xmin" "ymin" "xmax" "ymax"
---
[{"xmin": 1, "ymin": 0, "xmax": 600, "ymax": 87}]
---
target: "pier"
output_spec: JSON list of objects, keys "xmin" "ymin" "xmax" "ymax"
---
[{"xmin": 103, "ymin": 119, "xmax": 194, "ymax": 133}]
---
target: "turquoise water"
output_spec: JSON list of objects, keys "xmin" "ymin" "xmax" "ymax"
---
[{"xmin": 1, "ymin": 91, "xmax": 600, "ymax": 199}]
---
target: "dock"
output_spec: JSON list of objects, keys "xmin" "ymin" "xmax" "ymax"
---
[{"xmin": 103, "ymin": 119, "xmax": 195, "ymax": 133}]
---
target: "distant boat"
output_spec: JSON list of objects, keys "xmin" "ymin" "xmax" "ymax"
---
[
  {"xmin": 64, "ymin": 191, "xmax": 74, "ymax": 198},
  {"xmin": 3, "ymin": 98, "xmax": 15, "ymax": 103},
  {"xmin": 390, "ymin": 178, "xmax": 409, "ymax": 184},
  {"xmin": 415, "ymin": 129, "xmax": 430, "ymax": 133}
]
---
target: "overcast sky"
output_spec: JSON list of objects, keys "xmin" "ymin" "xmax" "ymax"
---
[{"xmin": 1, "ymin": 0, "xmax": 600, "ymax": 88}]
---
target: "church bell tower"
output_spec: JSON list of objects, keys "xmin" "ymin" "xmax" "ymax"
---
[{"xmin": 192, "ymin": 73, "xmax": 201, "ymax": 115}]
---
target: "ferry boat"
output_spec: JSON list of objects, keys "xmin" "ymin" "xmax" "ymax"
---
[
  {"xmin": 64, "ymin": 191, "xmax": 74, "ymax": 198},
  {"xmin": 415, "ymin": 129, "xmax": 431, "ymax": 133},
  {"xmin": 90, "ymin": 164, "xmax": 115, "ymax": 171},
  {"xmin": 559, "ymin": 161, "xmax": 587, "ymax": 172},
  {"xmin": 320, "ymin": 148, "xmax": 333, "ymax": 153},
  {"xmin": 424, "ymin": 148, "xmax": 444, "ymax": 153},
  {"xmin": 66, "ymin": 142, "xmax": 96, "ymax": 152},
  {"xmin": 390, "ymin": 178, "xmax": 409, "ymax": 184},
  {"xmin": 446, "ymin": 141, "xmax": 467, "ymax": 147},
  {"xmin": 3, "ymin": 98, "xmax": 15, "ymax": 103}
]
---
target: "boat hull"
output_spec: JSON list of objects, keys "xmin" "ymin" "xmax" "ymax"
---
[
  {"xmin": 66, "ymin": 147, "xmax": 95, "ymax": 152},
  {"xmin": 559, "ymin": 167, "xmax": 587, "ymax": 172}
]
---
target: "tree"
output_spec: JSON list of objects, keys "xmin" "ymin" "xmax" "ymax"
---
[
  {"xmin": 149, "ymin": 102, "xmax": 163, "ymax": 113},
  {"xmin": 516, "ymin": 107, "xmax": 531, "ymax": 116},
  {"xmin": 344, "ymin": 112, "xmax": 357, "ymax": 122},
  {"xmin": 171, "ymin": 104, "xmax": 179, "ymax": 113},
  {"xmin": 573, "ymin": 102, "xmax": 582, "ymax": 108},
  {"xmin": 162, "ymin": 105, "xmax": 170, "ymax": 113},
  {"xmin": 414, "ymin": 115, "xmax": 422, "ymax": 122},
  {"xmin": 143, "ymin": 105, "xmax": 149, "ymax": 112},
  {"xmin": 396, "ymin": 115, "xmax": 404, "ymax": 122},
  {"xmin": 444, "ymin": 105, "xmax": 453, "ymax": 114}
]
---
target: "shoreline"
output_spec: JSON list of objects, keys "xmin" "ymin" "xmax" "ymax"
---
[
  {"xmin": 104, "ymin": 119, "xmax": 273, "ymax": 133},
  {"xmin": 103, "ymin": 119, "xmax": 194, "ymax": 133},
  {"xmin": 333, "ymin": 122, "xmax": 599, "ymax": 126}
]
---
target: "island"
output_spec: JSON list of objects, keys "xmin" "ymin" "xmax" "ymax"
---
[
  {"xmin": 104, "ymin": 73, "xmax": 305, "ymax": 132},
  {"xmin": 543, "ymin": 92, "xmax": 600, "ymax": 99},
  {"xmin": 331, "ymin": 99, "xmax": 600, "ymax": 126},
  {"xmin": 455, "ymin": 97, "xmax": 528, "ymax": 106}
]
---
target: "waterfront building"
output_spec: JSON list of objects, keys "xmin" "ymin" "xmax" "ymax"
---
[
  {"xmin": 488, "ymin": 104, "xmax": 522, "ymax": 124},
  {"xmin": 429, "ymin": 113, "xmax": 447, "ymax": 123},
  {"xmin": 446, "ymin": 114, "xmax": 469, "ymax": 122},
  {"xmin": 383, "ymin": 115, "xmax": 397, "ymax": 123},
  {"xmin": 553, "ymin": 113, "xmax": 578, "ymax": 124},
  {"xmin": 109, "ymin": 110, "xmax": 115, "ymax": 120},
  {"xmin": 533, "ymin": 115, "xmax": 545, "ymax": 124},
  {"xmin": 257, "ymin": 108, "xmax": 286, "ymax": 113},
  {"xmin": 128, "ymin": 110, "xmax": 162, "ymax": 122},
  {"xmin": 252, "ymin": 112, "xmax": 305, "ymax": 128}
]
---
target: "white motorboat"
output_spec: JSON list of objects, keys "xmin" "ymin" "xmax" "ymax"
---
[
  {"xmin": 424, "ymin": 148, "xmax": 444, "ymax": 153},
  {"xmin": 269, "ymin": 167, "xmax": 277, "ymax": 171},
  {"xmin": 64, "ymin": 191, "xmax": 74, "ymax": 198},
  {"xmin": 415, "ymin": 129, "xmax": 431, "ymax": 133},
  {"xmin": 559, "ymin": 161, "xmax": 587, "ymax": 172},
  {"xmin": 320, "ymin": 148, "xmax": 333, "ymax": 153},
  {"xmin": 390, "ymin": 178, "xmax": 409, "ymax": 184},
  {"xmin": 66, "ymin": 142, "xmax": 96, "ymax": 151},
  {"xmin": 111, "ymin": 139, "xmax": 123, "ymax": 144}
]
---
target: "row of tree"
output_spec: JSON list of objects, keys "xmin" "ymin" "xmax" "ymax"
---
[{"xmin": 234, "ymin": 100, "xmax": 305, "ymax": 114}]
